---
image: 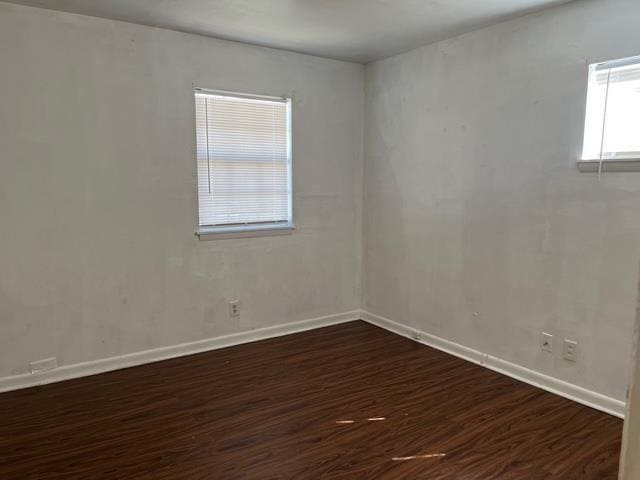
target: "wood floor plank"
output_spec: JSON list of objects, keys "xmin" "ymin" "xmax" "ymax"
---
[{"xmin": 0, "ymin": 321, "xmax": 623, "ymax": 479}]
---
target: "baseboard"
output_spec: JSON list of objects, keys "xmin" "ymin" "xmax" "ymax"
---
[
  {"xmin": 3, "ymin": 309, "xmax": 626, "ymax": 418},
  {"xmin": 0, "ymin": 310, "xmax": 361, "ymax": 394},
  {"xmin": 360, "ymin": 310, "xmax": 627, "ymax": 418}
]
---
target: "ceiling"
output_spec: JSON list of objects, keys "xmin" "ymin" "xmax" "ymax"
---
[{"xmin": 4, "ymin": 0, "xmax": 575, "ymax": 63}]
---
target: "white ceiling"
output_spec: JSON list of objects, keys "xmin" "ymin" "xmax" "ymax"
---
[{"xmin": 4, "ymin": 0, "xmax": 575, "ymax": 63}]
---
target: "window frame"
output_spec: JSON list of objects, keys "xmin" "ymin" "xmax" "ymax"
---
[
  {"xmin": 578, "ymin": 54, "xmax": 640, "ymax": 173},
  {"xmin": 193, "ymin": 87, "xmax": 294, "ymax": 239}
]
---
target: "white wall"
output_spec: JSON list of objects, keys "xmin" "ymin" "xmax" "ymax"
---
[
  {"xmin": 0, "ymin": 2, "xmax": 363, "ymax": 378},
  {"xmin": 2, "ymin": 0, "xmax": 638, "ymax": 407},
  {"xmin": 364, "ymin": 0, "xmax": 640, "ymax": 401},
  {"xmin": 620, "ymin": 282, "xmax": 640, "ymax": 477}
]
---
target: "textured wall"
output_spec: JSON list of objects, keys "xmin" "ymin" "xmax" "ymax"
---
[
  {"xmin": 0, "ymin": 3, "xmax": 363, "ymax": 377},
  {"xmin": 364, "ymin": 0, "xmax": 640, "ymax": 401}
]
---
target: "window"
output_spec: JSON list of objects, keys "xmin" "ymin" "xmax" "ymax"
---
[
  {"xmin": 582, "ymin": 55, "xmax": 640, "ymax": 163},
  {"xmin": 194, "ymin": 89, "xmax": 293, "ymax": 236}
]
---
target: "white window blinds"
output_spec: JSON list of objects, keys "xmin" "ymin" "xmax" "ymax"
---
[
  {"xmin": 582, "ymin": 55, "xmax": 640, "ymax": 161},
  {"xmin": 195, "ymin": 89, "xmax": 292, "ymax": 232}
]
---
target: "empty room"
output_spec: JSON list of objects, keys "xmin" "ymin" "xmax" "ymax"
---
[{"xmin": 2, "ymin": 0, "xmax": 640, "ymax": 478}]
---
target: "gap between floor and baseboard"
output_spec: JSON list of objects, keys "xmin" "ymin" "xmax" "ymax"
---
[
  {"xmin": 0, "ymin": 310, "xmax": 361, "ymax": 394},
  {"xmin": 0, "ymin": 309, "xmax": 627, "ymax": 419},
  {"xmin": 360, "ymin": 310, "xmax": 627, "ymax": 419}
]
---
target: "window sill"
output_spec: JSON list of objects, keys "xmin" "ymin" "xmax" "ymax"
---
[
  {"xmin": 196, "ymin": 223, "xmax": 295, "ymax": 240},
  {"xmin": 577, "ymin": 159, "xmax": 640, "ymax": 173}
]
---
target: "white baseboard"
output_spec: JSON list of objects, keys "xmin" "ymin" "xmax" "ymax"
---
[
  {"xmin": 0, "ymin": 310, "xmax": 361, "ymax": 394},
  {"xmin": 2, "ymin": 309, "xmax": 626, "ymax": 419},
  {"xmin": 360, "ymin": 310, "xmax": 626, "ymax": 418}
]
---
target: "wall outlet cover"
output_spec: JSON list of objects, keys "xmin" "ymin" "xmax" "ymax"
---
[
  {"xmin": 229, "ymin": 300, "xmax": 240, "ymax": 318},
  {"xmin": 563, "ymin": 339, "xmax": 578, "ymax": 362},
  {"xmin": 30, "ymin": 357, "xmax": 58, "ymax": 374}
]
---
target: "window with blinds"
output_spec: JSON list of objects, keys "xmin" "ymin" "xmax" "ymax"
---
[
  {"xmin": 582, "ymin": 55, "xmax": 640, "ymax": 161},
  {"xmin": 194, "ymin": 89, "xmax": 292, "ymax": 235}
]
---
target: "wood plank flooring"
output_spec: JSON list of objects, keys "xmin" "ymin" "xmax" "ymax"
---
[{"xmin": 0, "ymin": 321, "xmax": 623, "ymax": 479}]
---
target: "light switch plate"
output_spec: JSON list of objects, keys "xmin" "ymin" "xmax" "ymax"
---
[{"xmin": 540, "ymin": 332, "xmax": 553, "ymax": 353}]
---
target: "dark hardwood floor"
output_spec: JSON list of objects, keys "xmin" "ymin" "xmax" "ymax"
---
[{"xmin": 0, "ymin": 321, "xmax": 623, "ymax": 479}]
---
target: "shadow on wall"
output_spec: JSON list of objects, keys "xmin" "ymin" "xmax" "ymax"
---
[{"xmin": 363, "ymin": 88, "xmax": 407, "ymax": 320}]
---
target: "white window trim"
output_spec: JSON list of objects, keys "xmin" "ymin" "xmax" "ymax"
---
[
  {"xmin": 197, "ymin": 222, "xmax": 295, "ymax": 240},
  {"xmin": 194, "ymin": 88, "xmax": 294, "ymax": 239},
  {"xmin": 577, "ymin": 158, "xmax": 640, "ymax": 173}
]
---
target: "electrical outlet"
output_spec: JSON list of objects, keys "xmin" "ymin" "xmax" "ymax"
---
[
  {"xmin": 540, "ymin": 332, "xmax": 553, "ymax": 353},
  {"xmin": 229, "ymin": 300, "xmax": 240, "ymax": 318},
  {"xmin": 30, "ymin": 357, "xmax": 57, "ymax": 374},
  {"xmin": 563, "ymin": 339, "xmax": 578, "ymax": 362}
]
